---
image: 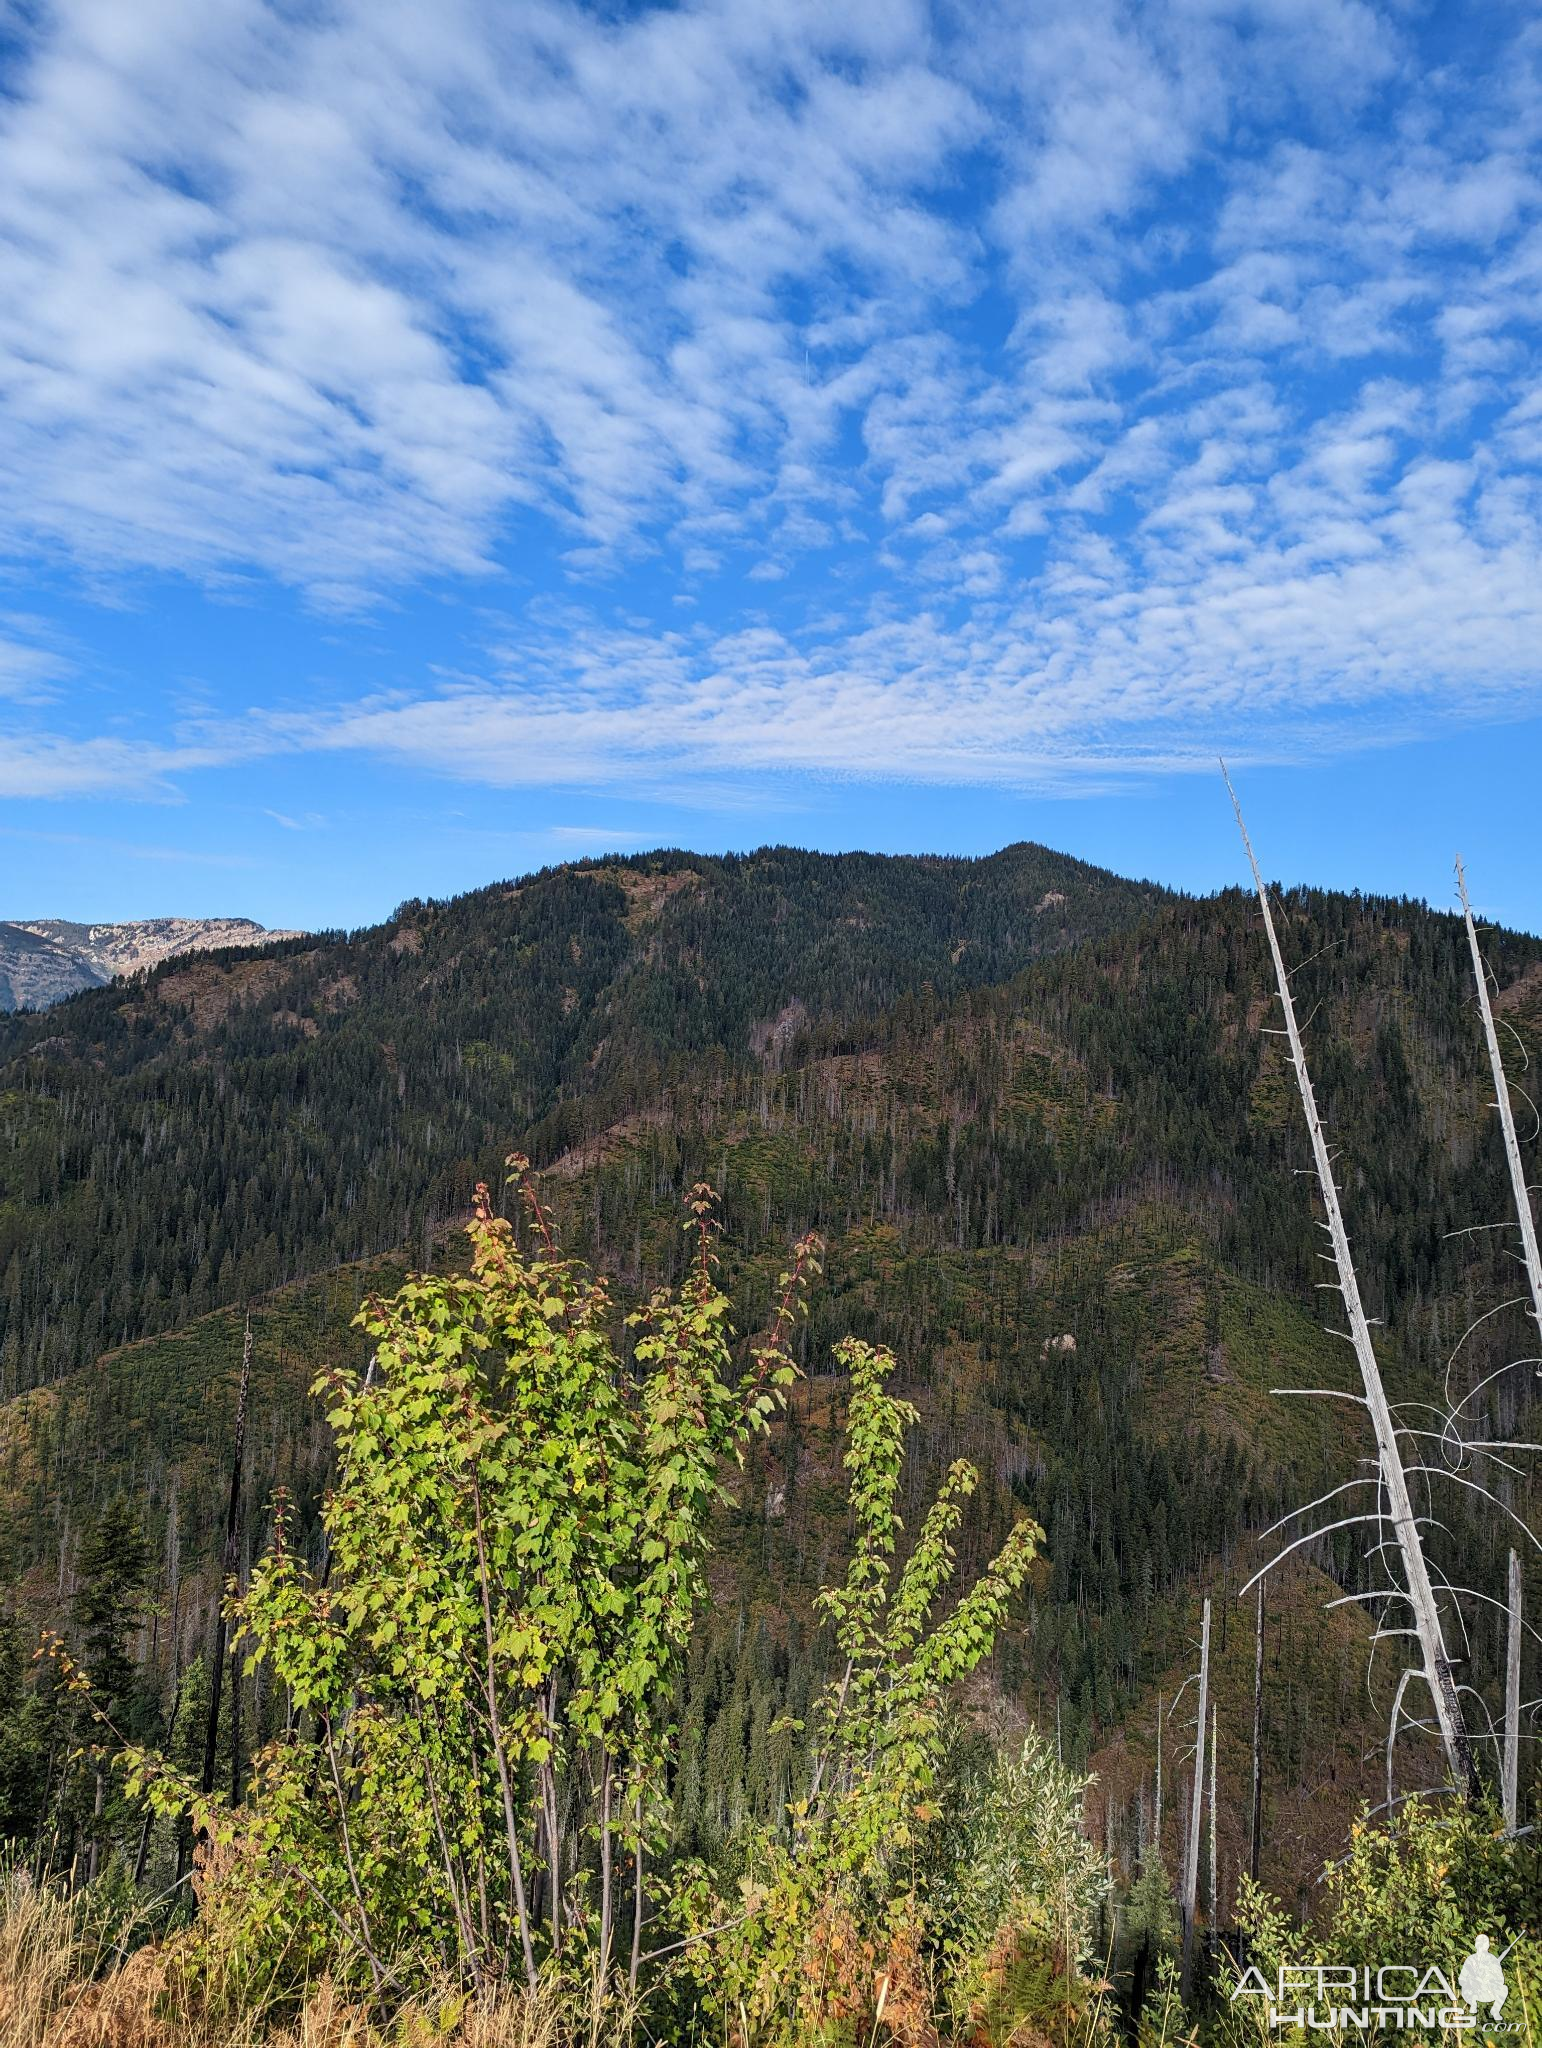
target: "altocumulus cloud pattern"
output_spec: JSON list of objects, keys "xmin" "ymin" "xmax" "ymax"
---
[{"xmin": 1, "ymin": 0, "xmax": 1540, "ymax": 800}]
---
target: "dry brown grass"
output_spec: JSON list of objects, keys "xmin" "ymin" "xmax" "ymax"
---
[
  {"xmin": 0, "ymin": 1874, "xmax": 82, "ymax": 2048},
  {"xmin": 0, "ymin": 1877, "xmax": 613, "ymax": 2048}
]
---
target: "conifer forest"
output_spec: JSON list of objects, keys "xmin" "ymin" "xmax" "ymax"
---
[{"xmin": 1, "ymin": 841, "xmax": 1538, "ymax": 2044}]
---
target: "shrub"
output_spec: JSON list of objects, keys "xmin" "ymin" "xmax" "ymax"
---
[
  {"xmin": 117, "ymin": 1166, "xmax": 818, "ymax": 2022},
  {"xmin": 1231, "ymin": 1797, "xmax": 1542, "ymax": 2048},
  {"xmin": 673, "ymin": 1340, "xmax": 1048, "ymax": 2045}
]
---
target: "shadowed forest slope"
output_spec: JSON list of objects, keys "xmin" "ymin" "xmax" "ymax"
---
[{"xmin": 1, "ymin": 841, "xmax": 1538, "ymax": 1906}]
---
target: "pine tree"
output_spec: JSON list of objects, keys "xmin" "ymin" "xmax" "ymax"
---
[{"xmin": 73, "ymin": 1496, "xmax": 151, "ymax": 1722}]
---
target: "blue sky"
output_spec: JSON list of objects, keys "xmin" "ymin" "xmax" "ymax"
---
[{"xmin": 1, "ymin": 0, "xmax": 1540, "ymax": 933}]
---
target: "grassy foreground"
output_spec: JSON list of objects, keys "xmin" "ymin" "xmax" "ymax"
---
[{"xmin": 0, "ymin": 1872, "xmax": 583, "ymax": 2048}]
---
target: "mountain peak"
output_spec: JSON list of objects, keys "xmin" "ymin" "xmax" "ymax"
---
[{"xmin": 0, "ymin": 915, "xmax": 306, "ymax": 1010}]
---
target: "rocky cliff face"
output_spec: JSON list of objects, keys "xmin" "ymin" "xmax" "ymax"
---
[{"xmin": 0, "ymin": 916, "xmax": 304, "ymax": 1009}]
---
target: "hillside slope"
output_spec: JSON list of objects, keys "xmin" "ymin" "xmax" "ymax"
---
[
  {"xmin": 1, "ymin": 842, "xmax": 1539, "ymax": 1904},
  {"xmin": 0, "ymin": 842, "xmax": 1160, "ymax": 1389}
]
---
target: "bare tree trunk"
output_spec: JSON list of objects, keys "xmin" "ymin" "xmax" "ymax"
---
[
  {"xmin": 540, "ymin": 1678, "xmax": 563, "ymax": 1956},
  {"xmin": 229, "ymin": 1633, "xmax": 242, "ymax": 1806},
  {"xmin": 597, "ymin": 1754, "xmax": 615, "ymax": 1986},
  {"xmin": 1503, "ymin": 1548, "xmax": 1522, "ymax": 1833},
  {"xmin": 539, "ymin": 1798, "xmax": 558, "ymax": 1948},
  {"xmin": 1180, "ymin": 1597, "xmax": 1209, "ymax": 1999},
  {"xmin": 628, "ymin": 1792, "xmax": 645, "ymax": 1995},
  {"xmin": 1457, "ymin": 861, "xmax": 1542, "ymax": 1341},
  {"xmin": 1228, "ymin": 778, "xmax": 1478, "ymax": 1800},
  {"xmin": 131, "ymin": 1803, "xmax": 153, "ymax": 1888},
  {"xmin": 202, "ymin": 1312, "xmax": 252, "ymax": 1806},
  {"xmin": 1154, "ymin": 1692, "xmax": 1163, "ymax": 1855},
  {"xmin": 1249, "ymin": 1587, "xmax": 1264, "ymax": 1887},
  {"xmin": 1207, "ymin": 1702, "xmax": 1218, "ymax": 1942},
  {"xmin": 86, "ymin": 1767, "xmax": 104, "ymax": 1886}
]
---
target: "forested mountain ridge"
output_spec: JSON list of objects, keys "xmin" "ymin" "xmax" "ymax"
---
[
  {"xmin": 0, "ymin": 841, "xmax": 1160, "ymax": 1392},
  {"xmin": 2, "ymin": 841, "xmax": 1540, "ymax": 1910}
]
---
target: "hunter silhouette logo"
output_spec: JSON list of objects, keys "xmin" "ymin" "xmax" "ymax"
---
[
  {"xmin": 1458, "ymin": 1937, "xmax": 1508, "ymax": 2020},
  {"xmin": 1232, "ymin": 1942, "xmax": 1518, "ymax": 2030}
]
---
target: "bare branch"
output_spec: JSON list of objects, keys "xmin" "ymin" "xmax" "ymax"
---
[
  {"xmin": 1238, "ymin": 1512, "xmax": 1398, "ymax": 1601},
  {"xmin": 1403, "ymin": 1466, "xmax": 1542, "ymax": 1554},
  {"xmin": 1444, "ymin": 1355, "xmax": 1542, "ymax": 1426},
  {"xmin": 1442, "ymin": 1296, "xmax": 1533, "ymax": 1412},
  {"xmin": 1258, "ymin": 1477, "xmax": 1383, "ymax": 1544},
  {"xmin": 1270, "ymin": 1387, "xmax": 1366, "ymax": 1405},
  {"xmin": 1419, "ymin": 1578, "xmax": 1542, "ymax": 1648}
]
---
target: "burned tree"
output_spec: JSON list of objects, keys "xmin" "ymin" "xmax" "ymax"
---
[
  {"xmin": 1225, "ymin": 774, "xmax": 1479, "ymax": 1799},
  {"xmin": 201, "ymin": 1309, "xmax": 252, "ymax": 1807}
]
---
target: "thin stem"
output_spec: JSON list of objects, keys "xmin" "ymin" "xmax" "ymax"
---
[
  {"xmin": 628, "ymin": 1790, "xmax": 645, "ymax": 1996},
  {"xmin": 598, "ymin": 1751, "xmax": 615, "ymax": 1987},
  {"xmin": 471, "ymin": 1477, "xmax": 539, "ymax": 1995},
  {"xmin": 321, "ymin": 1714, "xmax": 384, "ymax": 1996}
]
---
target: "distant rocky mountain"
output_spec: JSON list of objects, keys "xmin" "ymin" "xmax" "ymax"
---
[{"xmin": 0, "ymin": 916, "xmax": 305, "ymax": 1009}]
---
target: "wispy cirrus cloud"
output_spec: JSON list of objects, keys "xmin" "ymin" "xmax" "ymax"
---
[
  {"xmin": 0, "ymin": 619, "xmax": 72, "ymax": 703},
  {"xmin": 1, "ymin": 0, "xmax": 1540, "ymax": 805},
  {"xmin": 0, "ymin": 731, "xmax": 230, "ymax": 800}
]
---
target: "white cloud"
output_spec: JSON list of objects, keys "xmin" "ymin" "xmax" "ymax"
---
[
  {"xmin": 0, "ymin": 732, "xmax": 230, "ymax": 800},
  {"xmin": 545, "ymin": 825, "xmax": 653, "ymax": 845},
  {"xmin": 0, "ymin": 624, "xmax": 71, "ymax": 703},
  {"xmin": 0, "ymin": 0, "xmax": 1538, "ymax": 796},
  {"xmin": 0, "ymin": 0, "xmax": 993, "ymax": 595}
]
